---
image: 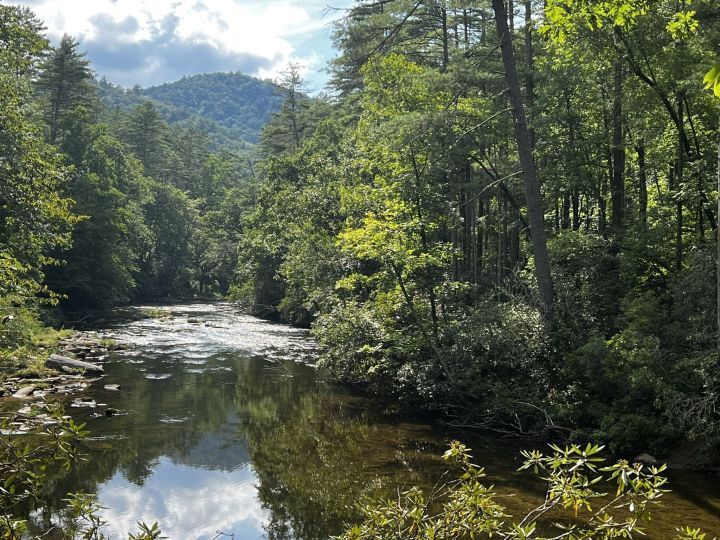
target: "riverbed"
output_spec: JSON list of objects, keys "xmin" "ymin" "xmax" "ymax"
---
[{"xmin": 24, "ymin": 303, "xmax": 720, "ymax": 538}]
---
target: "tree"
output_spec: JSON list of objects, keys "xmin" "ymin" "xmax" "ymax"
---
[
  {"xmin": 491, "ymin": 0, "xmax": 555, "ymax": 314},
  {"xmin": 0, "ymin": 5, "xmax": 47, "ymax": 77},
  {"xmin": 45, "ymin": 129, "xmax": 151, "ymax": 309},
  {"xmin": 705, "ymin": 64, "xmax": 720, "ymax": 352},
  {"xmin": 122, "ymin": 100, "xmax": 171, "ymax": 180},
  {"xmin": 136, "ymin": 181, "xmax": 197, "ymax": 298},
  {"xmin": 260, "ymin": 63, "xmax": 311, "ymax": 155},
  {"xmin": 0, "ymin": 8, "xmax": 77, "ymax": 302},
  {"xmin": 36, "ymin": 34, "xmax": 96, "ymax": 146}
]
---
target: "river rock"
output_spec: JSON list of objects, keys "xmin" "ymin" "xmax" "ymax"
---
[
  {"xmin": 71, "ymin": 397, "xmax": 97, "ymax": 408},
  {"xmin": 104, "ymin": 384, "xmax": 121, "ymax": 391},
  {"xmin": 633, "ymin": 452, "xmax": 658, "ymax": 465},
  {"xmin": 12, "ymin": 386, "xmax": 35, "ymax": 398},
  {"xmin": 45, "ymin": 354, "xmax": 104, "ymax": 375},
  {"xmin": 104, "ymin": 407, "xmax": 121, "ymax": 417}
]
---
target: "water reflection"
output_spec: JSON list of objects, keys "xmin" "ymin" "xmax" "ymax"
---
[
  {"xmin": 97, "ymin": 460, "xmax": 263, "ymax": 540},
  {"xmin": 29, "ymin": 304, "xmax": 452, "ymax": 539},
  {"xmin": 25, "ymin": 303, "xmax": 720, "ymax": 539}
]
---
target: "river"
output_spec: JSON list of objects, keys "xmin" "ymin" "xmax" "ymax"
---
[{"xmin": 24, "ymin": 302, "xmax": 720, "ymax": 538}]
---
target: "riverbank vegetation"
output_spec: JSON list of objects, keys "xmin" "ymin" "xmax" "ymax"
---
[
  {"xmin": 235, "ymin": 0, "xmax": 720, "ymax": 468},
  {"xmin": 2, "ymin": 0, "xmax": 720, "ymax": 508}
]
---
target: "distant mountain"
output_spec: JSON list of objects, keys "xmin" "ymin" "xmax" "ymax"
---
[{"xmin": 97, "ymin": 72, "xmax": 284, "ymax": 150}]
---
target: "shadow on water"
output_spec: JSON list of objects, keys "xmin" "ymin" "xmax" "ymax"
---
[{"xmin": 21, "ymin": 303, "xmax": 720, "ymax": 539}]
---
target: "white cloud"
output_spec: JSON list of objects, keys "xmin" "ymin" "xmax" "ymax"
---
[{"xmin": 6, "ymin": 0, "xmax": 353, "ymax": 87}]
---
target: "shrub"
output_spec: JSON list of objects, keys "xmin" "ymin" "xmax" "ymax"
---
[{"xmin": 338, "ymin": 442, "xmax": 715, "ymax": 540}]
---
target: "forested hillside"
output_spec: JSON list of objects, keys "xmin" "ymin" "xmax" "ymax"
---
[
  {"xmin": 97, "ymin": 72, "xmax": 283, "ymax": 149},
  {"xmin": 0, "ymin": 7, "xmax": 261, "ymax": 333}
]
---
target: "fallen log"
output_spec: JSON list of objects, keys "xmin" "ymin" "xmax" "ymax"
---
[{"xmin": 45, "ymin": 354, "xmax": 104, "ymax": 375}]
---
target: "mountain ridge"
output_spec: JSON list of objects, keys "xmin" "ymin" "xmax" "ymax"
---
[{"xmin": 97, "ymin": 71, "xmax": 284, "ymax": 150}]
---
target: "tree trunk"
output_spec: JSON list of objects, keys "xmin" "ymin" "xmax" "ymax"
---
[
  {"xmin": 440, "ymin": 6, "xmax": 449, "ymax": 71},
  {"xmin": 637, "ymin": 139, "xmax": 647, "ymax": 229},
  {"xmin": 676, "ymin": 93, "xmax": 685, "ymax": 270},
  {"xmin": 463, "ymin": 9, "xmax": 470, "ymax": 47},
  {"xmin": 49, "ymin": 55, "xmax": 66, "ymax": 144},
  {"xmin": 524, "ymin": 1, "xmax": 535, "ymax": 150},
  {"xmin": 572, "ymin": 188, "xmax": 580, "ymax": 231},
  {"xmin": 562, "ymin": 192, "xmax": 570, "ymax": 230},
  {"xmin": 611, "ymin": 57, "xmax": 625, "ymax": 233},
  {"xmin": 717, "ymin": 120, "xmax": 720, "ymax": 355},
  {"xmin": 492, "ymin": 0, "xmax": 554, "ymax": 314},
  {"xmin": 475, "ymin": 197, "xmax": 485, "ymax": 283},
  {"xmin": 599, "ymin": 173, "xmax": 608, "ymax": 236}
]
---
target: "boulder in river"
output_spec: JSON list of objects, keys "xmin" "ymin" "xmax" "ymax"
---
[
  {"xmin": 633, "ymin": 452, "xmax": 658, "ymax": 465},
  {"xmin": 71, "ymin": 397, "xmax": 98, "ymax": 408},
  {"xmin": 45, "ymin": 354, "xmax": 104, "ymax": 375},
  {"xmin": 12, "ymin": 386, "xmax": 35, "ymax": 398}
]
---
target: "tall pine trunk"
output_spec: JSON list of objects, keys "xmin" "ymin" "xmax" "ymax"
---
[
  {"xmin": 637, "ymin": 139, "xmax": 647, "ymax": 228},
  {"xmin": 676, "ymin": 93, "xmax": 685, "ymax": 270},
  {"xmin": 524, "ymin": 1, "xmax": 535, "ymax": 150},
  {"xmin": 611, "ymin": 56, "xmax": 625, "ymax": 233},
  {"xmin": 492, "ymin": 0, "xmax": 554, "ymax": 314}
]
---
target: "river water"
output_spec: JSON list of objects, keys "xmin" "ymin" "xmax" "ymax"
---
[{"xmin": 25, "ymin": 303, "xmax": 720, "ymax": 538}]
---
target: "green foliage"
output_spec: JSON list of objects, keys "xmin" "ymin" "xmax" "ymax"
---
[
  {"xmin": 136, "ymin": 181, "xmax": 198, "ymax": 298},
  {"xmin": 36, "ymin": 34, "xmax": 97, "ymax": 147},
  {"xmin": 0, "ymin": 404, "xmax": 87, "ymax": 536},
  {"xmin": 0, "ymin": 296, "xmax": 43, "ymax": 352},
  {"xmin": 0, "ymin": 5, "xmax": 78, "ymax": 333},
  {"xmin": 97, "ymin": 71, "xmax": 282, "ymax": 149},
  {"xmin": 0, "ymin": 5, "xmax": 47, "ymax": 75},
  {"xmin": 339, "ymin": 442, "xmax": 715, "ymax": 540},
  {"xmin": 45, "ymin": 128, "xmax": 150, "ymax": 308},
  {"xmin": 231, "ymin": 0, "xmax": 720, "ymax": 462},
  {"xmin": 0, "ymin": 71, "xmax": 77, "ymax": 301},
  {"xmin": 704, "ymin": 63, "xmax": 720, "ymax": 97}
]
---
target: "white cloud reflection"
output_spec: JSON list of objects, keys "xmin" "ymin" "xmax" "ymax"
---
[{"xmin": 97, "ymin": 458, "xmax": 266, "ymax": 540}]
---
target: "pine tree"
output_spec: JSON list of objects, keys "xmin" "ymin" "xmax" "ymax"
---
[
  {"xmin": 260, "ymin": 63, "xmax": 310, "ymax": 155},
  {"xmin": 122, "ymin": 101, "xmax": 171, "ymax": 180},
  {"xmin": 36, "ymin": 34, "xmax": 96, "ymax": 145}
]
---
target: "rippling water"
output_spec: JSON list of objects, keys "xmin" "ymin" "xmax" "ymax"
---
[{"xmin": 24, "ymin": 303, "xmax": 720, "ymax": 539}]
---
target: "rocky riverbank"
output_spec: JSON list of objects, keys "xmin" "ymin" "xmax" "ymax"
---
[{"xmin": 0, "ymin": 332, "xmax": 123, "ymax": 401}]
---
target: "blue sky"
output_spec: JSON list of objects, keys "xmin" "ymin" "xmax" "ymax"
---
[{"xmin": 8, "ymin": 0, "xmax": 354, "ymax": 90}]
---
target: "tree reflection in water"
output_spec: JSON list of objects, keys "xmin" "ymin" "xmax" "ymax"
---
[{"xmin": 27, "ymin": 304, "xmax": 453, "ymax": 539}]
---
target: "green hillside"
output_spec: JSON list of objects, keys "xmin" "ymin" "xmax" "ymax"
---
[{"xmin": 97, "ymin": 72, "xmax": 283, "ymax": 149}]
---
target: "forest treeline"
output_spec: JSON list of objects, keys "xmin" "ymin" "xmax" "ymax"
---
[
  {"xmin": 1, "ymin": 6, "xmax": 252, "ymax": 347},
  {"xmin": 233, "ymin": 0, "xmax": 720, "ymax": 463},
  {"xmin": 2, "ymin": 0, "xmax": 720, "ymax": 466}
]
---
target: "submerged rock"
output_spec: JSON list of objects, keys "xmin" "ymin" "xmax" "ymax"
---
[
  {"xmin": 104, "ymin": 407, "xmax": 121, "ymax": 417},
  {"xmin": 46, "ymin": 354, "xmax": 104, "ymax": 375}
]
